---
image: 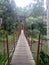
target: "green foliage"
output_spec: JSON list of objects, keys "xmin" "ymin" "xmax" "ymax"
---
[
  {"xmin": 31, "ymin": 22, "xmax": 38, "ymax": 30},
  {"xmin": 0, "ymin": 0, "xmax": 18, "ymax": 33},
  {"xmin": 32, "ymin": 4, "xmax": 45, "ymax": 17},
  {"xmin": 37, "ymin": 22, "xmax": 47, "ymax": 35},
  {"xmin": 28, "ymin": 29, "xmax": 33, "ymax": 36},
  {"xmin": 39, "ymin": 51, "xmax": 49, "ymax": 65},
  {"xmin": 25, "ymin": 0, "xmax": 47, "ymax": 36},
  {"xmin": 27, "ymin": 20, "xmax": 47, "ymax": 36}
]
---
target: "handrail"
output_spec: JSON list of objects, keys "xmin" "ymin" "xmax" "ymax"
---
[{"xmin": 0, "ymin": 30, "xmax": 19, "ymax": 65}]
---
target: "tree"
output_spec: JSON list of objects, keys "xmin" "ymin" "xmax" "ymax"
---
[
  {"xmin": 32, "ymin": 0, "xmax": 46, "ymax": 17},
  {"xmin": 0, "ymin": 0, "xmax": 18, "ymax": 33}
]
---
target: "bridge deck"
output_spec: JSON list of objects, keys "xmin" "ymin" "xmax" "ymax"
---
[{"xmin": 10, "ymin": 30, "xmax": 35, "ymax": 65}]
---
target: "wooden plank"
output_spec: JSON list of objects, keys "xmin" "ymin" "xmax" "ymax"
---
[{"xmin": 10, "ymin": 30, "xmax": 35, "ymax": 65}]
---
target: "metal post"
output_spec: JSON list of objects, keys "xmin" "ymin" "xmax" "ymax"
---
[
  {"xmin": 36, "ymin": 33, "xmax": 40, "ymax": 65},
  {"xmin": 6, "ymin": 33, "xmax": 10, "ymax": 65}
]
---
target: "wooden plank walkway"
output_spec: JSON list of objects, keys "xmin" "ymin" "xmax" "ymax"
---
[{"xmin": 10, "ymin": 30, "xmax": 35, "ymax": 65}]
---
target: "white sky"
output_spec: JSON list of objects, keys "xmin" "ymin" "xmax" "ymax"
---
[
  {"xmin": 15, "ymin": 0, "xmax": 46, "ymax": 8},
  {"xmin": 44, "ymin": 0, "xmax": 46, "ymax": 9},
  {"xmin": 15, "ymin": 0, "xmax": 35, "ymax": 8}
]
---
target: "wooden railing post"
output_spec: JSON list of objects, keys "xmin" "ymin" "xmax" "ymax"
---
[
  {"xmin": 13, "ymin": 32, "xmax": 15, "ymax": 51},
  {"xmin": 30, "ymin": 39, "xmax": 32, "ymax": 51},
  {"xmin": 36, "ymin": 33, "xmax": 41, "ymax": 65},
  {"xmin": 3, "ymin": 40, "xmax": 5, "ymax": 65},
  {"xmin": 6, "ymin": 33, "xmax": 10, "ymax": 65}
]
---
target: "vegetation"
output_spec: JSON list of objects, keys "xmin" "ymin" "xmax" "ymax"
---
[
  {"xmin": 22, "ymin": 0, "xmax": 47, "ymax": 65},
  {"xmin": 39, "ymin": 51, "xmax": 49, "ymax": 65},
  {"xmin": 0, "ymin": 0, "xmax": 48, "ymax": 65},
  {"xmin": 0, "ymin": 0, "xmax": 18, "ymax": 64},
  {"xmin": 0, "ymin": 0, "xmax": 18, "ymax": 34}
]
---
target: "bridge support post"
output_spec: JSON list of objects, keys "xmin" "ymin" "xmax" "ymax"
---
[
  {"xmin": 6, "ymin": 33, "xmax": 10, "ymax": 65},
  {"xmin": 3, "ymin": 40, "xmax": 5, "ymax": 65},
  {"xmin": 13, "ymin": 32, "xmax": 15, "ymax": 51},
  {"xmin": 36, "ymin": 33, "xmax": 40, "ymax": 65},
  {"xmin": 30, "ymin": 39, "xmax": 32, "ymax": 52}
]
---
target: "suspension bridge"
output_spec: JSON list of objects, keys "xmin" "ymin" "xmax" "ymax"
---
[{"xmin": 10, "ymin": 30, "xmax": 35, "ymax": 65}]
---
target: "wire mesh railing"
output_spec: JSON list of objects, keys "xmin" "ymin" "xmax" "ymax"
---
[
  {"xmin": 24, "ymin": 29, "xmax": 48, "ymax": 65},
  {"xmin": 0, "ymin": 30, "xmax": 19, "ymax": 65}
]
